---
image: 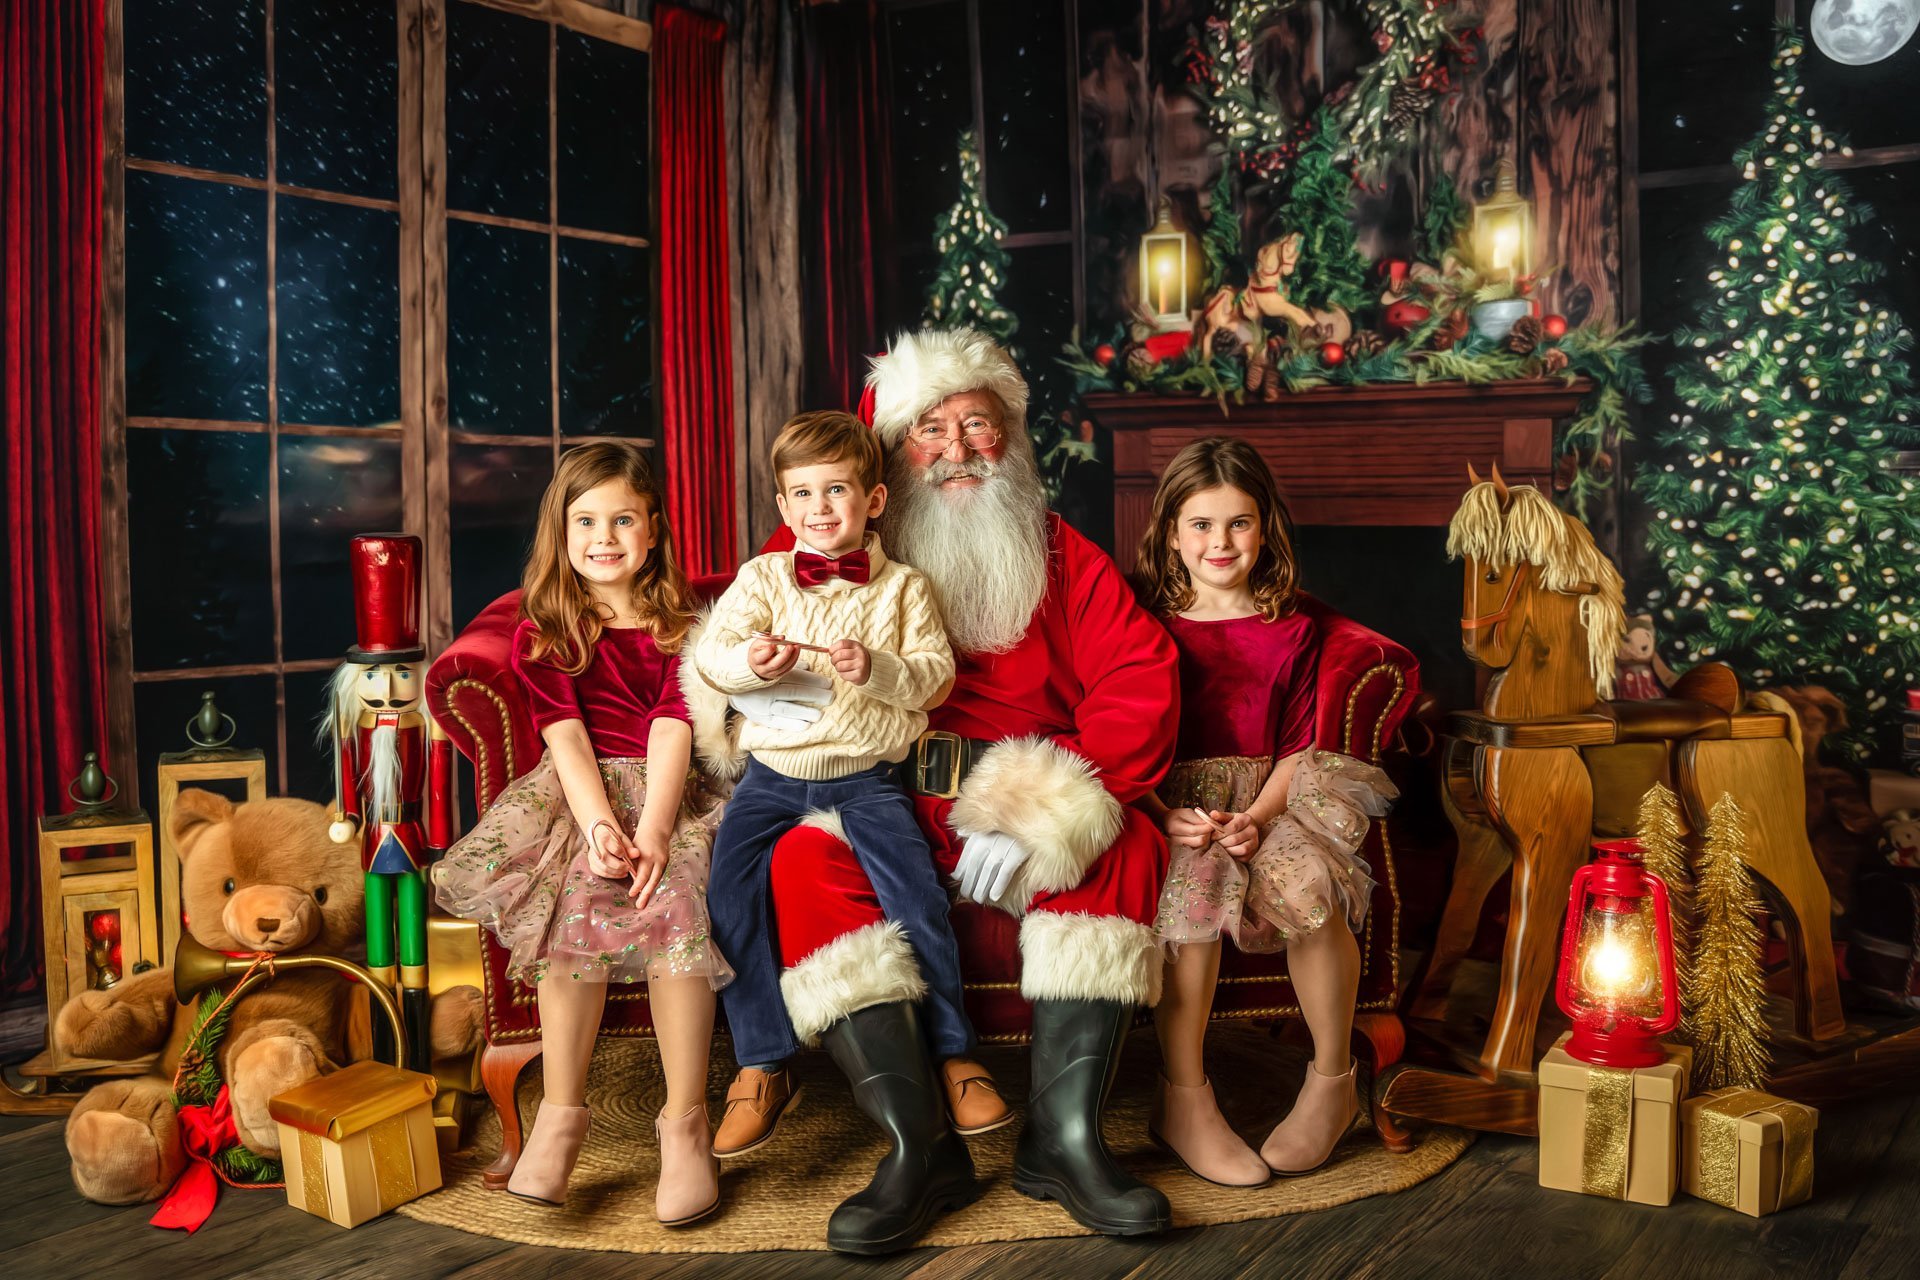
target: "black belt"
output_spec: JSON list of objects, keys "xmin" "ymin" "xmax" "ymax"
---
[{"xmin": 897, "ymin": 731, "xmax": 995, "ymax": 800}]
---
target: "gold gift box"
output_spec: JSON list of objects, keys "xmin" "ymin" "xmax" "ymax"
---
[
  {"xmin": 1538, "ymin": 1031, "xmax": 1692, "ymax": 1206},
  {"xmin": 269, "ymin": 1060, "xmax": 443, "ymax": 1228},
  {"xmin": 1682, "ymin": 1087, "xmax": 1818, "ymax": 1217}
]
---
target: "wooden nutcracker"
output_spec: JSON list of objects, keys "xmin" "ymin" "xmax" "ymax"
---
[{"xmin": 322, "ymin": 534, "xmax": 454, "ymax": 1070}]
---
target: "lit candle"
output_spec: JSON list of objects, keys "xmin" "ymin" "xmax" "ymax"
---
[
  {"xmin": 1491, "ymin": 223, "xmax": 1519, "ymax": 276},
  {"xmin": 1157, "ymin": 256, "xmax": 1173, "ymax": 315}
]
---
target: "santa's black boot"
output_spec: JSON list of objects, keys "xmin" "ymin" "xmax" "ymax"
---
[
  {"xmin": 1013, "ymin": 998, "xmax": 1171, "ymax": 1236},
  {"xmin": 821, "ymin": 1001, "xmax": 980, "ymax": 1255}
]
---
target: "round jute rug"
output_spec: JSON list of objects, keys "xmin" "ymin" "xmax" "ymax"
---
[{"xmin": 399, "ymin": 1023, "xmax": 1471, "ymax": 1253}]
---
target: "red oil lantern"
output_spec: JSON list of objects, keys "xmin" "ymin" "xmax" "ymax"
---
[{"xmin": 1554, "ymin": 837, "xmax": 1680, "ymax": 1068}]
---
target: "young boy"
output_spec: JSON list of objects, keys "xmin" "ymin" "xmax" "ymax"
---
[{"xmin": 695, "ymin": 410, "xmax": 1008, "ymax": 1156}]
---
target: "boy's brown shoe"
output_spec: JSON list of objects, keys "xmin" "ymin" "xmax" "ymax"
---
[
  {"xmin": 943, "ymin": 1058, "xmax": 1014, "ymax": 1135},
  {"xmin": 713, "ymin": 1066, "xmax": 802, "ymax": 1158}
]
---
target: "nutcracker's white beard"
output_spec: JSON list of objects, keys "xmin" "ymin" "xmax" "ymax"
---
[
  {"xmin": 883, "ymin": 430, "xmax": 1049, "ymax": 655},
  {"xmin": 365, "ymin": 724, "xmax": 402, "ymax": 821}
]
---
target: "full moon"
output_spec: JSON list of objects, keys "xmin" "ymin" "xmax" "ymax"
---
[{"xmin": 1811, "ymin": 0, "xmax": 1920, "ymax": 66}]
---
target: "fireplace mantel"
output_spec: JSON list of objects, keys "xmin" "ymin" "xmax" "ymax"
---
[{"xmin": 1084, "ymin": 378, "xmax": 1594, "ymax": 553}]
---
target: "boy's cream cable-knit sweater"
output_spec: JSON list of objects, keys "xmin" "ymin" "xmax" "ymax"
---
[{"xmin": 694, "ymin": 535, "xmax": 954, "ymax": 781}]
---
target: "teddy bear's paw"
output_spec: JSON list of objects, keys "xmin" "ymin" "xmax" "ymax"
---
[
  {"xmin": 230, "ymin": 1034, "xmax": 327, "ymax": 1154},
  {"xmin": 66, "ymin": 1079, "xmax": 184, "ymax": 1205},
  {"xmin": 430, "ymin": 984, "xmax": 484, "ymax": 1062},
  {"xmin": 55, "ymin": 988, "xmax": 139, "ymax": 1060}
]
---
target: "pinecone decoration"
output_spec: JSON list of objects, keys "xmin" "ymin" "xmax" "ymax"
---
[
  {"xmin": 1345, "ymin": 329, "xmax": 1385, "ymax": 359},
  {"xmin": 1505, "ymin": 315, "xmax": 1545, "ymax": 354},
  {"xmin": 1386, "ymin": 80, "xmax": 1434, "ymax": 137},
  {"xmin": 1537, "ymin": 346, "xmax": 1570, "ymax": 375},
  {"xmin": 1122, "ymin": 342, "xmax": 1158, "ymax": 380},
  {"xmin": 1431, "ymin": 309, "xmax": 1470, "ymax": 351}
]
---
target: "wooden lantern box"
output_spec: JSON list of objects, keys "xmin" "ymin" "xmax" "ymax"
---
[
  {"xmin": 156, "ymin": 743, "xmax": 267, "ymax": 961},
  {"xmin": 36, "ymin": 806, "xmax": 162, "ymax": 1071}
]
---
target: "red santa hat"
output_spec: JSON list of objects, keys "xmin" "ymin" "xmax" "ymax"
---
[{"xmin": 863, "ymin": 328, "xmax": 1029, "ymax": 448}]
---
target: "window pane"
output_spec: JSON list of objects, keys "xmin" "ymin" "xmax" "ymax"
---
[
  {"xmin": 128, "ymin": 429, "xmax": 274, "ymax": 670},
  {"xmin": 1637, "ymin": 2, "xmax": 1774, "ymax": 173},
  {"xmin": 450, "ymin": 442, "xmax": 551, "ymax": 632},
  {"xmin": 1000, "ymin": 242, "xmax": 1078, "ymax": 409},
  {"xmin": 135, "ymin": 675, "xmax": 279, "ymax": 819},
  {"xmin": 126, "ymin": 171, "xmax": 269, "ymax": 422},
  {"xmin": 279, "ymin": 436, "xmax": 405, "ymax": 662},
  {"xmin": 888, "ymin": 1, "xmax": 974, "ymax": 252},
  {"xmin": 278, "ymin": 196, "xmax": 401, "ymax": 426},
  {"xmin": 979, "ymin": 3, "xmax": 1070, "ymax": 235},
  {"xmin": 1797, "ymin": 0, "xmax": 1920, "ymax": 151},
  {"xmin": 1845, "ymin": 162, "xmax": 1920, "ymax": 343},
  {"xmin": 448, "ymin": 220, "xmax": 551, "ymax": 433},
  {"xmin": 284, "ymin": 666, "xmax": 343, "ymax": 804},
  {"xmin": 125, "ymin": 0, "xmax": 267, "ymax": 177},
  {"xmin": 276, "ymin": 0, "xmax": 400, "ymax": 200},
  {"xmin": 1637, "ymin": 181, "xmax": 1740, "ymax": 339},
  {"xmin": 448, "ymin": 0, "xmax": 550, "ymax": 221},
  {"xmin": 557, "ymin": 29, "xmax": 649, "ymax": 238},
  {"xmin": 559, "ymin": 238, "xmax": 652, "ymax": 437}
]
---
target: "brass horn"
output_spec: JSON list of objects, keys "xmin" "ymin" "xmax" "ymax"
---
[{"xmin": 174, "ymin": 933, "xmax": 406, "ymax": 1067}]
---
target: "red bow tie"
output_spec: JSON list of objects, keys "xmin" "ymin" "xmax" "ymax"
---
[{"xmin": 794, "ymin": 548, "xmax": 871, "ymax": 588}]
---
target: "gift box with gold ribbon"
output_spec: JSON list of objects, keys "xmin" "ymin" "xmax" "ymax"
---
[
  {"xmin": 268, "ymin": 1060, "xmax": 442, "ymax": 1228},
  {"xmin": 1538, "ymin": 1031, "xmax": 1692, "ymax": 1206},
  {"xmin": 1681, "ymin": 1087, "xmax": 1817, "ymax": 1216}
]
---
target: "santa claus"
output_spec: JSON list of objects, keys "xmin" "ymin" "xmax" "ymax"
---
[{"xmin": 693, "ymin": 328, "xmax": 1179, "ymax": 1253}]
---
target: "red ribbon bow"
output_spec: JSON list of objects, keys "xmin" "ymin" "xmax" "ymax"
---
[
  {"xmin": 150, "ymin": 1084, "xmax": 238, "ymax": 1233},
  {"xmin": 794, "ymin": 549, "xmax": 871, "ymax": 588}
]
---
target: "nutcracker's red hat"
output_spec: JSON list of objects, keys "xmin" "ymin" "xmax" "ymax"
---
[{"xmin": 346, "ymin": 533, "xmax": 425, "ymax": 664}]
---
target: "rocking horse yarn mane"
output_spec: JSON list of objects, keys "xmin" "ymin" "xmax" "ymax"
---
[{"xmin": 1446, "ymin": 479, "xmax": 1628, "ymax": 700}]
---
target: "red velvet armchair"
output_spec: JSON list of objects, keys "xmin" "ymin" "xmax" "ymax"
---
[{"xmin": 428, "ymin": 586, "xmax": 1420, "ymax": 1171}]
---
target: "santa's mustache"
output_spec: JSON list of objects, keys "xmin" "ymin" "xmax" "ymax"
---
[{"xmin": 922, "ymin": 456, "xmax": 997, "ymax": 487}]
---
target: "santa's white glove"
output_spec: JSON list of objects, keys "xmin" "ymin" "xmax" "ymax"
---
[
  {"xmin": 729, "ymin": 669, "xmax": 833, "ymax": 730},
  {"xmin": 954, "ymin": 831, "xmax": 1031, "ymax": 908}
]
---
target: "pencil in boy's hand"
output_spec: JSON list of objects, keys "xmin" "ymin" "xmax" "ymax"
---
[{"xmin": 752, "ymin": 629, "xmax": 831, "ymax": 654}]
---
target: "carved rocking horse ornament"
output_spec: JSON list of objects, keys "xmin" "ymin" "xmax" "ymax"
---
[
  {"xmin": 1192, "ymin": 232, "xmax": 1355, "ymax": 376},
  {"xmin": 1379, "ymin": 466, "xmax": 1852, "ymax": 1134}
]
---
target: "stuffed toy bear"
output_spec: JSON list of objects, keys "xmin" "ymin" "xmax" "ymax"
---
[
  {"xmin": 1613, "ymin": 614, "xmax": 1677, "ymax": 701},
  {"xmin": 1881, "ymin": 809, "xmax": 1920, "ymax": 870},
  {"xmin": 56, "ymin": 789, "xmax": 483, "ymax": 1206}
]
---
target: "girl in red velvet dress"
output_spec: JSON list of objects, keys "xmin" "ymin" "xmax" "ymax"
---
[
  {"xmin": 1133, "ymin": 437, "xmax": 1396, "ymax": 1186},
  {"xmin": 433, "ymin": 442, "xmax": 729, "ymax": 1226}
]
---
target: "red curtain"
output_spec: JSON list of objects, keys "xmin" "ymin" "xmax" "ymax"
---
[
  {"xmin": 799, "ymin": 0, "xmax": 895, "ymax": 412},
  {"xmin": 1, "ymin": 0, "xmax": 109, "ymax": 991},
  {"xmin": 655, "ymin": 4, "xmax": 738, "ymax": 577}
]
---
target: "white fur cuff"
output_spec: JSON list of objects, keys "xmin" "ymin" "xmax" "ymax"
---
[
  {"xmin": 679, "ymin": 611, "xmax": 746, "ymax": 781},
  {"xmin": 1019, "ymin": 912, "xmax": 1162, "ymax": 1006},
  {"xmin": 780, "ymin": 920, "xmax": 928, "ymax": 1045},
  {"xmin": 948, "ymin": 736, "xmax": 1123, "ymax": 901}
]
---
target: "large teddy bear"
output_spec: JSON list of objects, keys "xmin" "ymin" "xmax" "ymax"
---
[{"xmin": 57, "ymin": 789, "xmax": 483, "ymax": 1204}]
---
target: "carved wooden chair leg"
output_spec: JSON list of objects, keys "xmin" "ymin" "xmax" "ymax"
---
[
  {"xmin": 1683, "ymin": 737, "xmax": 1847, "ymax": 1042},
  {"xmin": 479, "ymin": 1039, "xmax": 543, "ymax": 1190},
  {"xmin": 1480, "ymin": 745, "xmax": 1592, "ymax": 1078},
  {"xmin": 1412, "ymin": 773, "xmax": 1513, "ymax": 1024},
  {"xmin": 1353, "ymin": 1012, "xmax": 1416, "ymax": 1153}
]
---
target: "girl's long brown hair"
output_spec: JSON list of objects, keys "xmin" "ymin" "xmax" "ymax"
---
[
  {"xmin": 521, "ymin": 441, "xmax": 694, "ymax": 673},
  {"xmin": 1134, "ymin": 436, "xmax": 1300, "ymax": 621}
]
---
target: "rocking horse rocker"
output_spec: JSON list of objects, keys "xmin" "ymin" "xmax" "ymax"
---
[{"xmin": 1378, "ymin": 467, "xmax": 1861, "ymax": 1134}]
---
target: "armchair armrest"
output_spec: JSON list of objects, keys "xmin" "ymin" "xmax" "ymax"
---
[{"xmin": 1301, "ymin": 595, "xmax": 1421, "ymax": 762}]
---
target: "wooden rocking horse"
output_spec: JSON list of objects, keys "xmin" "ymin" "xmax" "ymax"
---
[
  {"xmin": 1192, "ymin": 232, "xmax": 1355, "ymax": 364},
  {"xmin": 1381, "ymin": 467, "xmax": 1847, "ymax": 1130}
]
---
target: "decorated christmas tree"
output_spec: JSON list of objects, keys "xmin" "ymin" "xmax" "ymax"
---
[
  {"xmin": 1270, "ymin": 107, "xmax": 1371, "ymax": 315},
  {"xmin": 1638, "ymin": 31, "xmax": 1920, "ymax": 760},
  {"xmin": 923, "ymin": 129, "xmax": 1017, "ymax": 344}
]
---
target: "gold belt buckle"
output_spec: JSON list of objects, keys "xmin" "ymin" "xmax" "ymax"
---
[{"xmin": 915, "ymin": 730, "xmax": 964, "ymax": 800}]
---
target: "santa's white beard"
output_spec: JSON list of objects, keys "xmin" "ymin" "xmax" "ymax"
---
[
  {"xmin": 883, "ymin": 434, "xmax": 1050, "ymax": 654},
  {"xmin": 365, "ymin": 724, "xmax": 403, "ymax": 820}
]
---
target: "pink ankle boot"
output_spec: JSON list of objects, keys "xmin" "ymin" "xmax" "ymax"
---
[
  {"xmin": 507, "ymin": 1101, "xmax": 591, "ymax": 1205},
  {"xmin": 1149, "ymin": 1075, "xmax": 1270, "ymax": 1187},
  {"xmin": 655, "ymin": 1103, "xmax": 720, "ymax": 1227},
  {"xmin": 1262, "ymin": 1059, "xmax": 1361, "ymax": 1176}
]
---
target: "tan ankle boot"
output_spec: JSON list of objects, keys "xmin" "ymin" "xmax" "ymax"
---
[
  {"xmin": 506, "ymin": 1101, "xmax": 591, "ymax": 1205},
  {"xmin": 713, "ymin": 1066, "xmax": 801, "ymax": 1158},
  {"xmin": 1148, "ymin": 1076, "xmax": 1270, "ymax": 1187},
  {"xmin": 655, "ymin": 1103, "xmax": 721, "ymax": 1227},
  {"xmin": 1261, "ymin": 1059, "xmax": 1361, "ymax": 1176}
]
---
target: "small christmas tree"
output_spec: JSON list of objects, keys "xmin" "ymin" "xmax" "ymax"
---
[
  {"xmin": 1201, "ymin": 164, "xmax": 1243, "ymax": 295},
  {"xmin": 1687, "ymin": 792, "xmax": 1771, "ymax": 1091},
  {"xmin": 923, "ymin": 129, "xmax": 1017, "ymax": 345},
  {"xmin": 1269, "ymin": 107, "xmax": 1370, "ymax": 315},
  {"xmin": 1636, "ymin": 783, "xmax": 1694, "ymax": 1038},
  {"xmin": 1637, "ymin": 31, "xmax": 1920, "ymax": 760}
]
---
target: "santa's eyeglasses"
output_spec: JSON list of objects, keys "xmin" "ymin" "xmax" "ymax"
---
[{"xmin": 904, "ymin": 418, "xmax": 1003, "ymax": 456}]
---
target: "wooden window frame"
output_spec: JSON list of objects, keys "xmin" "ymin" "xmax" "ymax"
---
[{"xmin": 100, "ymin": 0, "xmax": 653, "ymax": 803}]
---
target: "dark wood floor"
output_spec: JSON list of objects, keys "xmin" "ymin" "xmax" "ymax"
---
[{"xmin": 2, "ymin": 1083, "xmax": 1914, "ymax": 1280}]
